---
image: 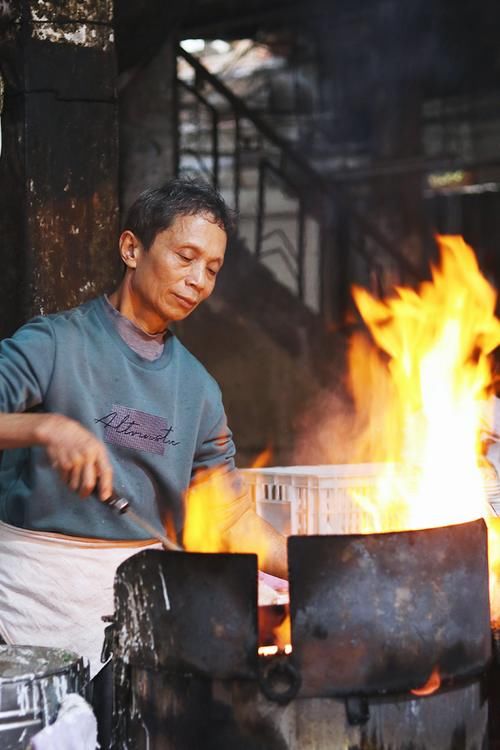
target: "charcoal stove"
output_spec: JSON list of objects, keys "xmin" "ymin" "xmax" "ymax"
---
[{"xmin": 108, "ymin": 517, "xmax": 492, "ymax": 749}]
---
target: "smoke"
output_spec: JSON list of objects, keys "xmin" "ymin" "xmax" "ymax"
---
[{"xmin": 292, "ymin": 331, "xmax": 400, "ymax": 466}]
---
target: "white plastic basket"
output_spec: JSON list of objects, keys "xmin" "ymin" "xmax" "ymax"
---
[
  {"xmin": 241, "ymin": 463, "xmax": 400, "ymax": 535},
  {"xmin": 241, "ymin": 463, "xmax": 500, "ymax": 535}
]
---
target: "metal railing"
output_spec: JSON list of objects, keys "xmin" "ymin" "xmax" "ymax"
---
[{"xmin": 175, "ymin": 45, "xmax": 420, "ymax": 321}]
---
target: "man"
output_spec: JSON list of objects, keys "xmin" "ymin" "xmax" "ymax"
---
[{"xmin": 0, "ymin": 178, "xmax": 286, "ymax": 741}]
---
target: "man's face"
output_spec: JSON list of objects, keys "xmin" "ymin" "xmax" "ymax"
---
[{"xmin": 121, "ymin": 212, "xmax": 227, "ymax": 332}]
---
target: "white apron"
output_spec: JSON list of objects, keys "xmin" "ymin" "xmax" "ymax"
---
[{"xmin": 0, "ymin": 520, "xmax": 159, "ymax": 678}]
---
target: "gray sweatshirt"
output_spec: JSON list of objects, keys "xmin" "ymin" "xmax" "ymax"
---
[{"xmin": 0, "ymin": 296, "xmax": 248, "ymax": 539}]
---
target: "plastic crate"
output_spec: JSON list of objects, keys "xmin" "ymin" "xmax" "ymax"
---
[
  {"xmin": 241, "ymin": 463, "xmax": 401, "ymax": 535},
  {"xmin": 241, "ymin": 463, "xmax": 500, "ymax": 535}
]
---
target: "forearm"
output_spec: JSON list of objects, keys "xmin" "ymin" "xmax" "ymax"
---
[
  {"xmin": 222, "ymin": 507, "xmax": 288, "ymax": 580},
  {"xmin": 0, "ymin": 411, "xmax": 59, "ymax": 449},
  {"xmin": 0, "ymin": 411, "xmax": 113, "ymax": 499}
]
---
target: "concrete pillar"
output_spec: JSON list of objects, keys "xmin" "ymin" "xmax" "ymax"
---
[
  {"xmin": 0, "ymin": 0, "xmax": 120, "ymax": 337},
  {"xmin": 118, "ymin": 37, "xmax": 178, "ymax": 217}
]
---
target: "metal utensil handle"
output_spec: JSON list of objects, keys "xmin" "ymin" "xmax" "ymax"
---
[
  {"xmin": 104, "ymin": 493, "xmax": 129, "ymax": 514},
  {"xmin": 126, "ymin": 507, "xmax": 182, "ymax": 552},
  {"xmin": 103, "ymin": 492, "xmax": 181, "ymax": 552}
]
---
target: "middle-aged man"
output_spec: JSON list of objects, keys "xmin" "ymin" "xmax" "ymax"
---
[{"xmin": 0, "ymin": 179, "xmax": 286, "ymax": 709}]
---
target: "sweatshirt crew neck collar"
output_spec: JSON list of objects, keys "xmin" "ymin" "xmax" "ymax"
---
[
  {"xmin": 95, "ymin": 296, "xmax": 174, "ymax": 370},
  {"xmin": 102, "ymin": 294, "xmax": 165, "ymax": 361}
]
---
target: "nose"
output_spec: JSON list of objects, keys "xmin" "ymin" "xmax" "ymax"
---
[{"xmin": 186, "ymin": 261, "xmax": 205, "ymax": 290}]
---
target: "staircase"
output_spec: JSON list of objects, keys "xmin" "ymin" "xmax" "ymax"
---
[{"xmin": 175, "ymin": 45, "xmax": 420, "ymax": 326}]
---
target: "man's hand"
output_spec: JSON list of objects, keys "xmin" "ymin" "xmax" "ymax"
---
[
  {"xmin": 36, "ymin": 414, "xmax": 113, "ymax": 500},
  {"xmin": 223, "ymin": 508, "xmax": 288, "ymax": 580}
]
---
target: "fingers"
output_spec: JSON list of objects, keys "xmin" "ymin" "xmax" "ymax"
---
[
  {"xmin": 96, "ymin": 453, "xmax": 113, "ymax": 501},
  {"xmin": 44, "ymin": 418, "xmax": 113, "ymax": 500},
  {"xmin": 51, "ymin": 454, "xmax": 74, "ymax": 487},
  {"xmin": 69, "ymin": 460, "xmax": 85, "ymax": 494},
  {"xmin": 64, "ymin": 453, "xmax": 112, "ymax": 499},
  {"xmin": 55, "ymin": 454, "xmax": 99, "ymax": 497},
  {"xmin": 79, "ymin": 460, "xmax": 98, "ymax": 498},
  {"xmin": 64, "ymin": 454, "xmax": 112, "ymax": 499}
]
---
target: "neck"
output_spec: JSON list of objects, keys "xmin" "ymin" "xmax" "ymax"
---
[{"xmin": 108, "ymin": 283, "xmax": 168, "ymax": 336}]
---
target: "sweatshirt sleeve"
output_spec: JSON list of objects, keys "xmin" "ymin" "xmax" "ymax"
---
[
  {"xmin": 193, "ymin": 386, "xmax": 236, "ymax": 475},
  {"xmin": 0, "ymin": 317, "xmax": 56, "ymax": 413},
  {"xmin": 192, "ymin": 383, "xmax": 252, "ymax": 529}
]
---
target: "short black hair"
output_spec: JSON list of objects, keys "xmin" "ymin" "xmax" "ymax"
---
[{"xmin": 123, "ymin": 177, "xmax": 236, "ymax": 250}]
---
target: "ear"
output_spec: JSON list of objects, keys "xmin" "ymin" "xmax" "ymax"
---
[{"xmin": 119, "ymin": 230, "xmax": 142, "ymax": 269}]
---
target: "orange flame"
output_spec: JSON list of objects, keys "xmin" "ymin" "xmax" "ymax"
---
[
  {"xmin": 182, "ymin": 468, "xmax": 231, "ymax": 553},
  {"xmin": 183, "ymin": 466, "xmax": 273, "ymax": 569},
  {"xmin": 410, "ymin": 666, "xmax": 441, "ymax": 697},
  {"xmin": 273, "ymin": 613, "xmax": 291, "ymax": 652},
  {"xmin": 257, "ymin": 612, "xmax": 292, "ymax": 656},
  {"xmin": 349, "ymin": 236, "xmax": 500, "ymax": 530},
  {"xmin": 184, "ymin": 466, "xmax": 291, "ymax": 654},
  {"xmin": 348, "ymin": 236, "xmax": 500, "ymax": 615},
  {"xmin": 251, "ymin": 446, "xmax": 273, "ymax": 469}
]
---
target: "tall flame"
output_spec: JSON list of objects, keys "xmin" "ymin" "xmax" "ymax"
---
[
  {"xmin": 183, "ymin": 448, "xmax": 274, "ymax": 553},
  {"xmin": 350, "ymin": 235, "xmax": 500, "ymax": 534},
  {"xmin": 183, "ymin": 466, "xmax": 274, "ymax": 571},
  {"xmin": 182, "ymin": 468, "xmax": 231, "ymax": 553}
]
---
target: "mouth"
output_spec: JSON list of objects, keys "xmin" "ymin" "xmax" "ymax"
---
[{"xmin": 173, "ymin": 293, "xmax": 198, "ymax": 310}]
